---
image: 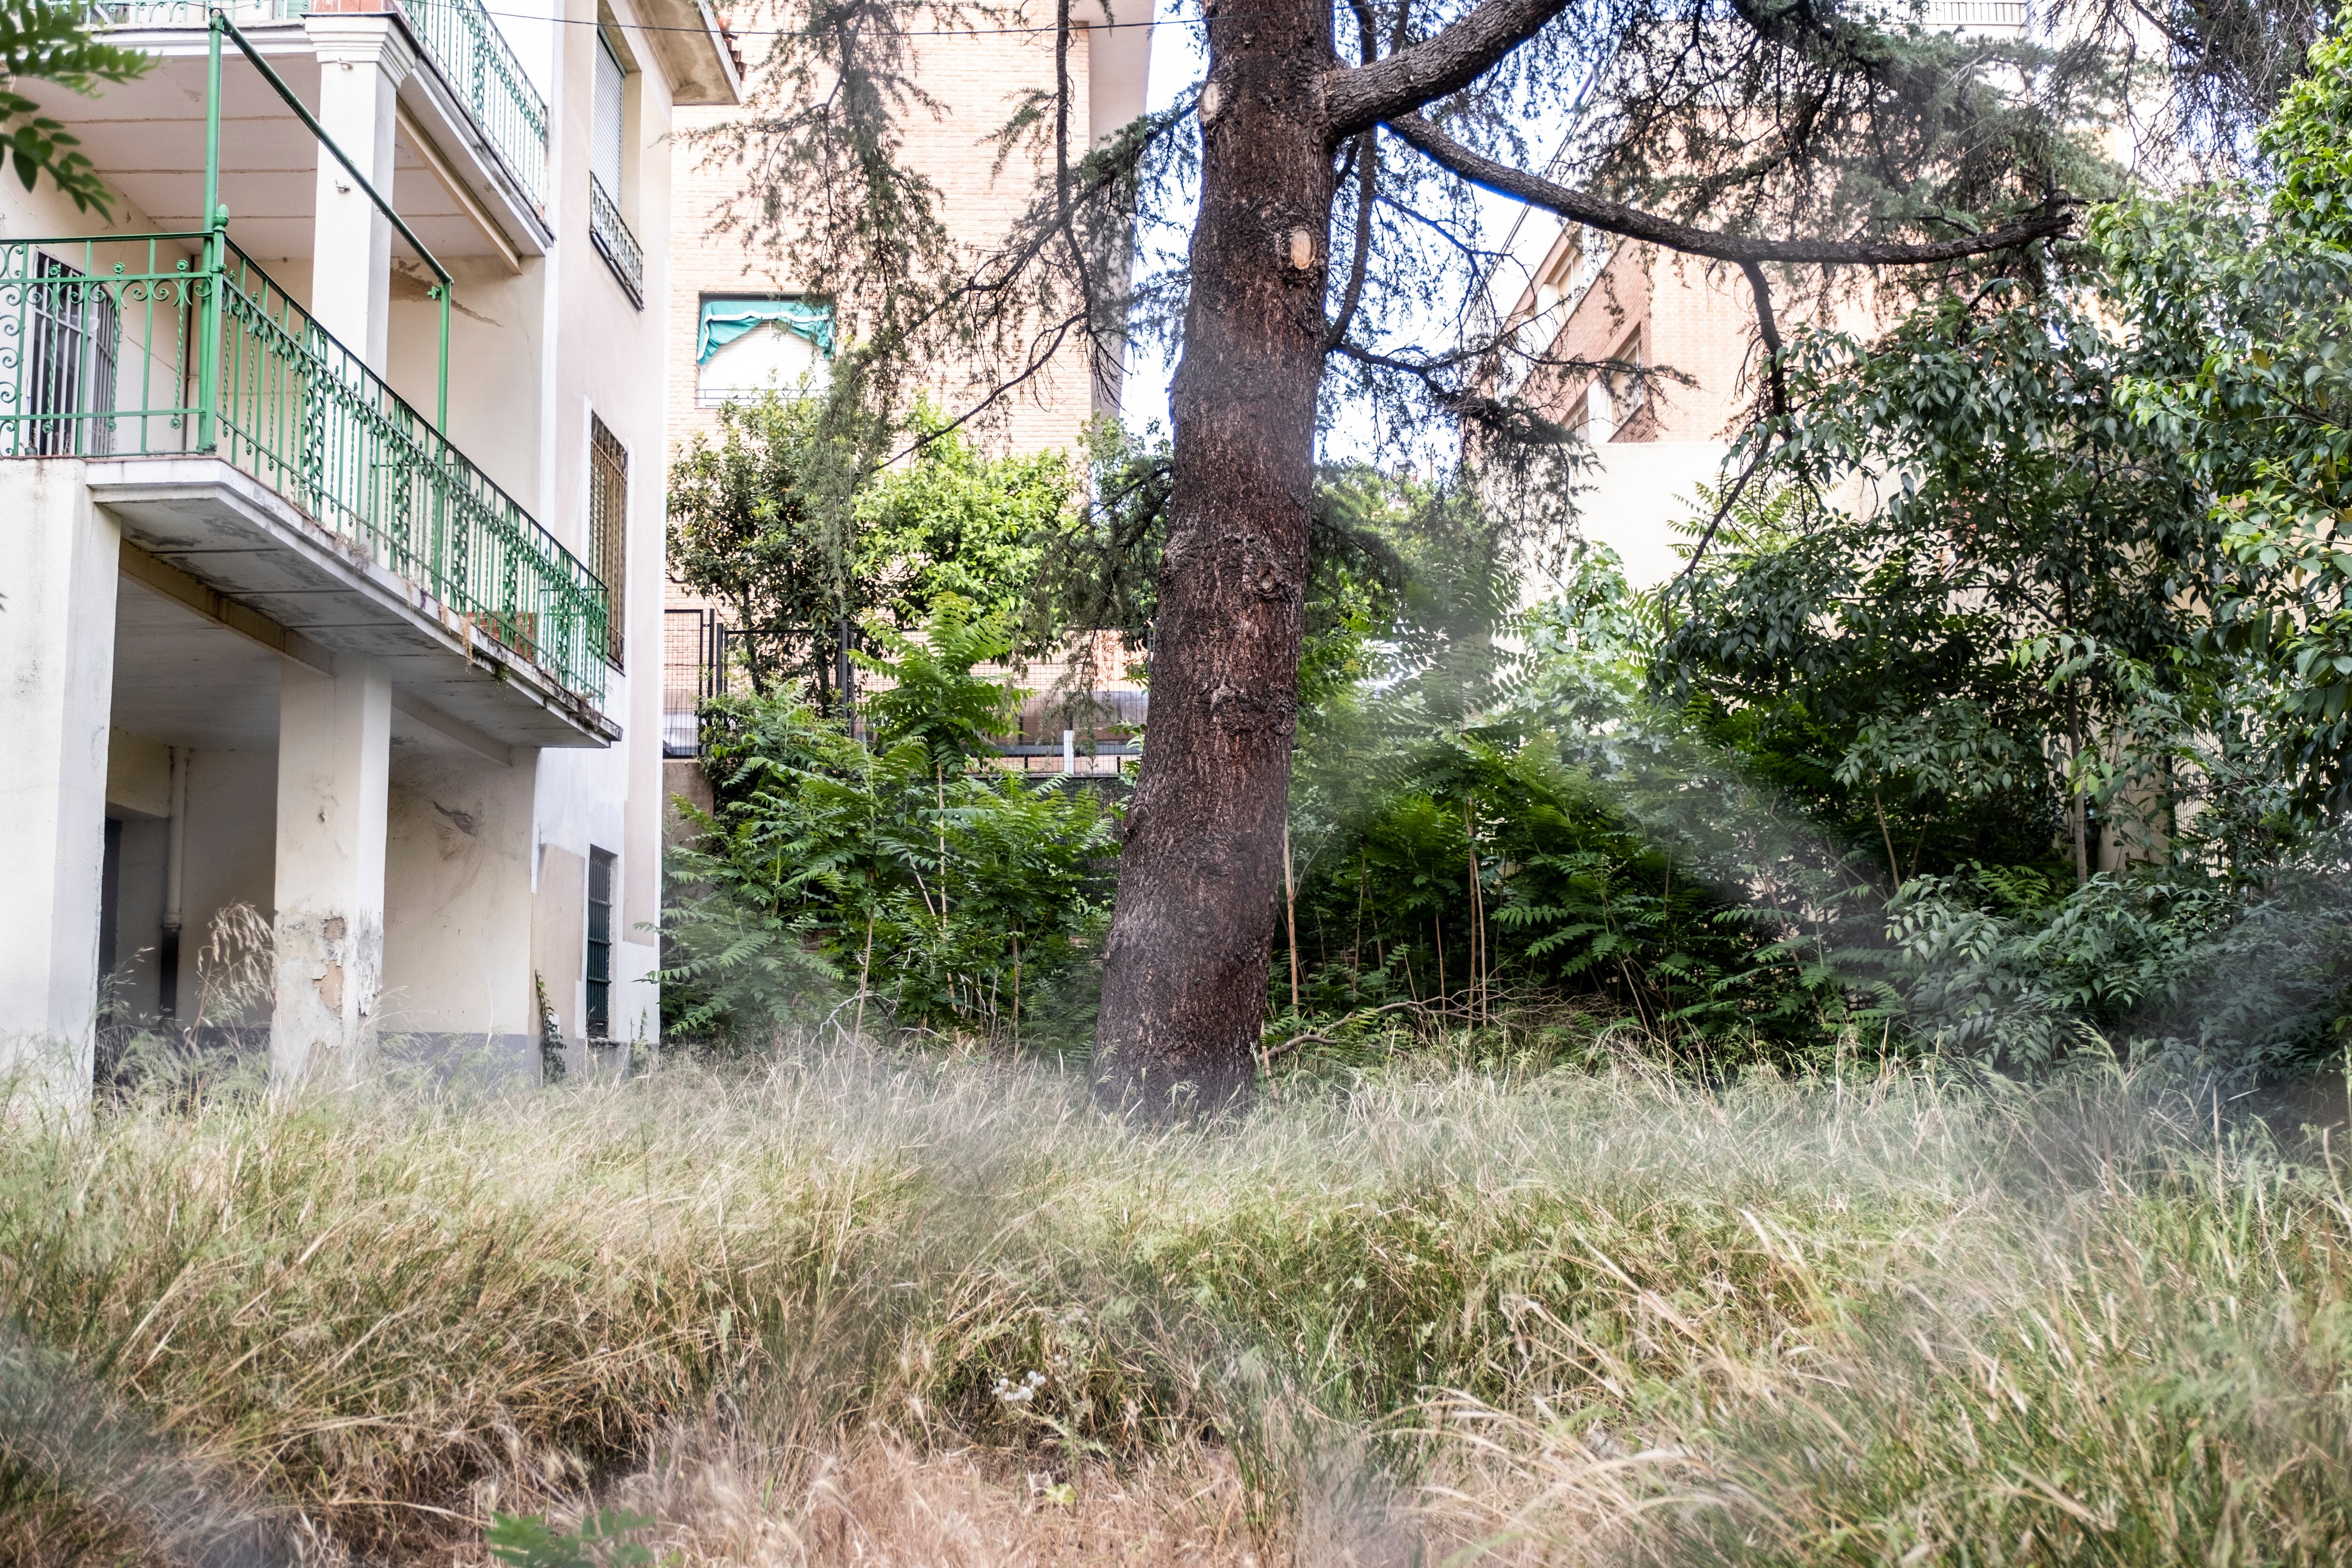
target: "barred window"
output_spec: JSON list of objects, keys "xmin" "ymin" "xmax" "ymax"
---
[
  {"xmin": 588, "ymin": 414, "xmax": 628, "ymax": 666},
  {"xmin": 23, "ymin": 252, "xmax": 119, "ymax": 456},
  {"xmin": 585, "ymin": 847, "xmax": 614, "ymax": 1039}
]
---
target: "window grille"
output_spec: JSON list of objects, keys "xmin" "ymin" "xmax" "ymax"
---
[
  {"xmin": 586, "ymin": 36, "xmax": 643, "ymax": 306},
  {"xmin": 588, "ymin": 413, "xmax": 628, "ymax": 666},
  {"xmin": 585, "ymin": 848, "xmax": 614, "ymax": 1039},
  {"xmin": 25, "ymin": 252, "xmax": 119, "ymax": 456}
]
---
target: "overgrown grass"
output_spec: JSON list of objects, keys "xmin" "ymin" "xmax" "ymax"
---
[{"xmin": 4, "ymin": 1046, "xmax": 2350, "ymax": 1563}]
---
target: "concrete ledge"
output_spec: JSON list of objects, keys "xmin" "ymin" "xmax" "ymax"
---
[
  {"xmin": 87, "ymin": 454, "xmax": 618, "ymax": 749},
  {"xmin": 638, "ymin": 0, "xmax": 742, "ymax": 105},
  {"xmin": 389, "ymin": 9, "xmax": 555, "ymax": 257}
]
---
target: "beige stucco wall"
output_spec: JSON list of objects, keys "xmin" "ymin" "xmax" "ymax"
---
[
  {"xmin": 381, "ymin": 741, "xmax": 540, "ymax": 1036},
  {"xmin": 665, "ymin": 14, "xmax": 1129, "ymax": 484},
  {"xmin": 540, "ymin": 0, "xmax": 675, "ymax": 1040}
]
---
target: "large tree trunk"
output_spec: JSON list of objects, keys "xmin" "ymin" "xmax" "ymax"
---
[{"xmin": 1089, "ymin": 0, "xmax": 1337, "ymax": 1114}]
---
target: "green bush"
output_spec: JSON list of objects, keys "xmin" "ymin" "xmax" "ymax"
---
[
  {"xmin": 1276, "ymin": 540, "xmax": 1851, "ymax": 1067},
  {"xmin": 662, "ymin": 601, "xmax": 1119, "ymax": 1049}
]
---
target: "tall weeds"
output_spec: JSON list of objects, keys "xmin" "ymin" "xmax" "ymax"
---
[{"xmin": 2, "ymin": 1051, "xmax": 2349, "ymax": 1563}]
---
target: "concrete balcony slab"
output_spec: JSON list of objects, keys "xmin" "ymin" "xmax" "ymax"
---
[
  {"xmin": 89, "ymin": 454, "xmax": 617, "ymax": 749},
  {"xmin": 17, "ymin": 16, "xmax": 550, "ymax": 265}
]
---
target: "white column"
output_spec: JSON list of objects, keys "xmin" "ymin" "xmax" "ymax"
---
[
  {"xmin": 303, "ymin": 15, "xmax": 415, "ymax": 371},
  {"xmin": 271, "ymin": 657, "xmax": 392, "ymax": 1085},
  {"xmin": 0, "ymin": 463, "xmax": 119, "ymax": 1107}
]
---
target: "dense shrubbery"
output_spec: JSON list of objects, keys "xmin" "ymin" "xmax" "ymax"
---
[
  {"xmin": 661, "ymin": 602, "xmax": 1118, "ymax": 1049},
  {"xmin": 1271, "ymin": 532, "xmax": 1852, "ymax": 1065}
]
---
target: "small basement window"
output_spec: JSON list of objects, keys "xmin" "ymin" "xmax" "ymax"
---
[{"xmin": 697, "ymin": 297, "xmax": 833, "ymax": 406}]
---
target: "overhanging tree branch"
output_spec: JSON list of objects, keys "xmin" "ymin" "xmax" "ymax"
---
[
  {"xmin": 1740, "ymin": 258, "xmax": 1788, "ymax": 421},
  {"xmin": 1386, "ymin": 112, "xmax": 2074, "ymax": 264},
  {"xmin": 1322, "ymin": 0, "xmax": 1576, "ymax": 138},
  {"xmin": 1325, "ymin": 134, "xmax": 1378, "ymax": 349}
]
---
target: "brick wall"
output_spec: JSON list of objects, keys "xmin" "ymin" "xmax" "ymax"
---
[
  {"xmin": 1517, "ymin": 236, "xmax": 1891, "ymax": 446},
  {"xmin": 666, "ymin": 24, "xmax": 1099, "ymax": 618},
  {"xmin": 1514, "ymin": 239, "xmax": 1757, "ymax": 444}
]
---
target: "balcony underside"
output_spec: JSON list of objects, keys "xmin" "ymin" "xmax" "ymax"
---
[
  {"xmin": 93, "ymin": 455, "xmax": 616, "ymax": 749},
  {"xmin": 16, "ymin": 20, "xmax": 548, "ymax": 264}
]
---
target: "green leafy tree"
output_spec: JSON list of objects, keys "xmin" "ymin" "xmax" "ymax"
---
[
  {"xmin": 668, "ymin": 390, "xmax": 1078, "ymax": 710},
  {"xmin": 706, "ymin": 0, "xmax": 2203, "ymax": 1106},
  {"xmin": 857, "ymin": 403, "xmax": 1074, "ymax": 629},
  {"xmin": 1653, "ymin": 287, "xmax": 2216, "ymax": 890},
  {"xmin": 0, "ymin": 1, "xmax": 148, "ymax": 215},
  {"xmin": 2099, "ymin": 8, "xmax": 2352, "ymax": 816},
  {"xmin": 667, "ymin": 390, "xmax": 890, "ymax": 708},
  {"xmin": 662, "ymin": 601, "xmax": 1120, "ymax": 1046}
]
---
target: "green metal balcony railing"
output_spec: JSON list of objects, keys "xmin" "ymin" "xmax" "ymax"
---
[
  {"xmin": 390, "ymin": 0, "xmax": 548, "ymax": 205},
  {"xmin": 587, "ymin": 175, "xmax": 644, "ymax": 308},
  {"xmin": 0, "ymin": 233, "xmax": 610, "ymax": 706},
  {"xmin": 89, "ymin": 0, "xmax": 303, "ymax": 24},
  {"xmin": 88, "ymin": 0, "xmax": 548, "ymax": 208}
]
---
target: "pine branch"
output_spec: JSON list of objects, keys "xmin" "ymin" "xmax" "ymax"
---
[
  {"xmin": 1322, "ymin": 0, "xmax": 1578, "ymax": 138},
  {"xmin": 1386, "ymin": 112, "xmax": 2075, "ymax": 265}
]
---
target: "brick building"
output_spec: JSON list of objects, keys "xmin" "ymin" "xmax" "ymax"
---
[
  {"xmin": 660, "ymin": 3, "xmax": 1152, "ymax": 769},
  {"xmin": 1483, "ymin": 0, "xmax": 2032, "ymax": 588}
]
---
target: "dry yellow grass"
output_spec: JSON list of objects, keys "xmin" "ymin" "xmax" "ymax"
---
[
  {"xmin": 5, "ymin": 1047, "xmax": 2351, "ymax": 1565},
  {"xmin": 593, "ymin": 1429, "xmax": 1264, "ymax": 1567}
]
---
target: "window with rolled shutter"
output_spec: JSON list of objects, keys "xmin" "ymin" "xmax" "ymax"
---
[{"xmin": 592, "ymin": 34, "xmax": 625, "ymax": 200}]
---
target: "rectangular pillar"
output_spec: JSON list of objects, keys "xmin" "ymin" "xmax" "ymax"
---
[
  {"xmin": 303, "ymin": 14, "xmax": 415, "ymax": 370},
  {"xmin": 0, "ymin": 463, "xmax": 119, "ymax": 1107},
  {"xmin": 271, "ymin": 657, "xmax": 391, "ymax": 1085}
]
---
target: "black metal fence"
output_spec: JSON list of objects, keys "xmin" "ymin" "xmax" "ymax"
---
[{"xmin": 662, "ymin": 607, "xmax": 722, "ymax": 758}]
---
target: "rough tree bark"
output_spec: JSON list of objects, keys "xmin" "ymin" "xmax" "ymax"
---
[{"xmin": 1088, "ymin": 0, "xmax": 1340, "ymax": 1114}]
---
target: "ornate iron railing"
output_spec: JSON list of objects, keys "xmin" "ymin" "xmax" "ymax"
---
[
  {"xmin": 588, "ymin": 175, "xmax": 644, "ymax": 308},
  {"xmin": 0, "ymin": 234, "xmax": 609, "ymax": 706},
  {"xmin": 88, "ymin": 0, "xmax": 303, "ymax": 24},
  {"xmin": 391, "ymin": 0, "xmax": 548, "ymax": 205}
]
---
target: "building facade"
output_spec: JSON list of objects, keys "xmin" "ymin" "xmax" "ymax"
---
[
  {"xmin": 0, "ymin": 0, "xmax": 739, "ymax": 1101},
  {"xmin": 1484, "ymin": 1, "xmax": 2034, "ymax": 589},
  {"xmin": 659, "ymin": 1, "xmax": 1150, "ymax": 765}
]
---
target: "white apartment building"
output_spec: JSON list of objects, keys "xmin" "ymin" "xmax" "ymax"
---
[{"xmin": 0, "ymin": 0, "xmax": 739, "ymax": 1101}]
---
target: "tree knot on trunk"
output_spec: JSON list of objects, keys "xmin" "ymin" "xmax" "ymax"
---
[{"xmin": 1204, "ymin": 681, "xmax": 1291, "ymax": 735}]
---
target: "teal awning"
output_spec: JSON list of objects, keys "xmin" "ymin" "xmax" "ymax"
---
[{"xmin": 696, "ymin": 298, "xmax": 834, "ymax": 364}]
